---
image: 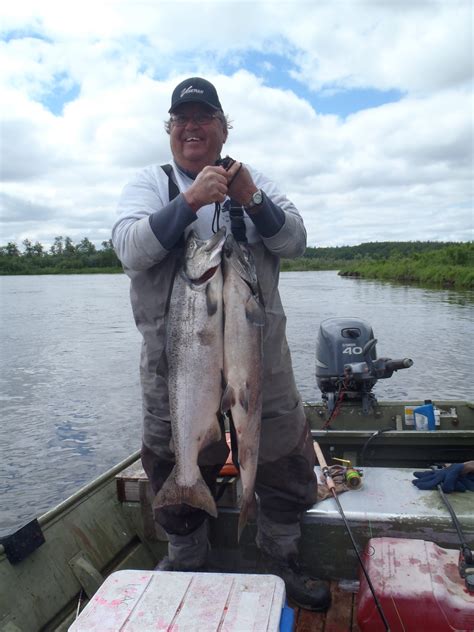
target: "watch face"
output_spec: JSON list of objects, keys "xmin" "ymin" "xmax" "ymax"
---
[{"xmin": 253, "ymin": 190, "xmax": 263, "ymax": 205}]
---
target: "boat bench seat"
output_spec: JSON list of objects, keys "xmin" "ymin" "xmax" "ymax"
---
[
  {"xmin": 211, "ymin": 466, "xmax": 474, "ymax": 579},
  {"xmin": 116, "ymin": 463, "xmax": 474, "ymax": 580},
  {"xmin": 116, "ymin": 460, "xmax": 242, "ymax": 507},
  {"xmin": 299, "ymin": 466, "xmax": 474, "ymax": 579}
]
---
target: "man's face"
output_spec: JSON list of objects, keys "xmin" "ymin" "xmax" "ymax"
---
[{"xmin": 170, "ymin": 103, "xmax": 227, "ymax": 174}]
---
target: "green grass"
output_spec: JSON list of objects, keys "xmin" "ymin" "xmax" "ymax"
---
[{"xmin": 337, "ymin": 243, "xmax": 473, "ymax": 289}]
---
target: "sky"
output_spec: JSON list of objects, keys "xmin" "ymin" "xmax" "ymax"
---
[{"xmin": 1, "ymin": 0, "xmax": 473, "ymax": 249}]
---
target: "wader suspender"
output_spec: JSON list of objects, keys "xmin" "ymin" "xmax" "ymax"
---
[
  {"xmin": 228, "ymin": 202, "xmax": 247, "ymax": 243},
  {"xmin": 161, "ymin": 164, "xmax": 180, "ymax": 201},
  {"xmin": 160, "ymin": 164, "xmax": 247, "ymax": 242}
]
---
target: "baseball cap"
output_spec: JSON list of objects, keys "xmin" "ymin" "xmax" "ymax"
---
[{"xmin": 169, "ymin": 77, "xmax": 223, "ymax": 113}]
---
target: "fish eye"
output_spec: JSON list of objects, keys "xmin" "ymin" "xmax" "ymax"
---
[{"xmin": 186, "ymin": 242, "xmax": 197, "ymax": 257}]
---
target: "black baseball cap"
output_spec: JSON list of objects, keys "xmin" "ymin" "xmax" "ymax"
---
[{"xmin": 169, "ymin": 77, "xmax": 223, "ymax": 113}]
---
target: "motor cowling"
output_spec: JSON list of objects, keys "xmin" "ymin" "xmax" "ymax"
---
[
  {"xmin": 316, "ymin": 317, "xmax": 377, "ymax": 394},
  {"xmin": 315, "ymin": 317, "xmax": 413, "ymax": 413}
]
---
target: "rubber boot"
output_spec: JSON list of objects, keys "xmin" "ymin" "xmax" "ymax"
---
[
  {"xmin": 156, "ymin": 521, "xmax": 209, "ymax": 571},
  {"xmin": 256, "ymin": 513, "xmax": 331, "ymax": 612}
]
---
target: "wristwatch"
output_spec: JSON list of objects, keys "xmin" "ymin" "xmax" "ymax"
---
[{"xmin": 245, "ymin": 189, "xmax": 263, "ymax": 211}]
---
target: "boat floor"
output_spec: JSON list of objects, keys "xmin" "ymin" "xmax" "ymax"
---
[
  {"xmin": 293, "ymin": 580, "xmax": 360, "ymax": 631},
  {"xmin": 199, "ymin": 549, "xmax": 361, "ymax": 631}
]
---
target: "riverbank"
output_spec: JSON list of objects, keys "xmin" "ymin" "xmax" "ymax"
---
[
  {"xmin": 336, "ymin": 242, "xmax": 473, "ymax": 289},
  {"xmin": 2, "ymin": 260, "xmax": 472, "ymax": 289},
  {"xmin": 338, "ymin": 263, "xmax": 473, "ymax": 288},
  {"xmin": 1, "ymin": 240, "xmax": 472, "ymax": 289}
]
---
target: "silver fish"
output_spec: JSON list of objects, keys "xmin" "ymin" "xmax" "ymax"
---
[
  {"xmin": 154, "ymin": 228, "xmax": 227, "ymax": 519},
  {"xmin": 221, "ymin": 234, "xmax": 265, "ymax": 540}
]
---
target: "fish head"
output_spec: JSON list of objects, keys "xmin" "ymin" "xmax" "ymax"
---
[
  {"xmin": 184, "ymin": 227, "xmax": 226, "ymax": 283},
  {"xmin": 223, "ymin": 234, "xmax": 257, "ymax": 287}
]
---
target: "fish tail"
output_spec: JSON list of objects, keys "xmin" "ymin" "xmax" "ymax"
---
[{"xmin": 153, "ymin": 469, "xmax": 218, "ymax": 519}]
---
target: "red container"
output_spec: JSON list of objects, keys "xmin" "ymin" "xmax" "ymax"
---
[{"xmin": 357, "ymin": 537, "xmax": 474, "ymax": 631}]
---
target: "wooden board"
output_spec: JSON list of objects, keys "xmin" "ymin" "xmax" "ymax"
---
[
  {"xmin": 116, "ymin": 462, "xmax": 242, "ymax": 508},
  {"xmin": 293, "ymin": 580, "xmax": 360, "ymax": 632}
]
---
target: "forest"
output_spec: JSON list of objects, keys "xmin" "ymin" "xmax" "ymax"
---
[
  {"xmin": 0, "ymin": 237, "xmax": 120, "ymax": 275},
  {"xmin": 1, "ymin": 237, "xmax": 472, "ymax": 288}
]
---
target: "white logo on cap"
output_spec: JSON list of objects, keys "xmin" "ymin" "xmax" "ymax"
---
[{"xmin": 180, "ymin": 86, "xmax": 205, "ymax": 97}]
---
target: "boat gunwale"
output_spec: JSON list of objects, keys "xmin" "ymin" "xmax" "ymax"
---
[{"xmin": 0, "ymin": 449, "xmax": 141, "ymax": 556}]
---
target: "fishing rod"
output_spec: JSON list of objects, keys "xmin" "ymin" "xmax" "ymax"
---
[
  {"xmin": 431, "ymin": 466, "xmax": 474, "ymax": 592},
  {"xmin": 313, "ymin": 442, "xmax": 391, "ymax": 631}
]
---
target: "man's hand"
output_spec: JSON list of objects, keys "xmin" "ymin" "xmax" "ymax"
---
[
  {"xmin": 225, "ymin": 161, "xmax": 260, "ymax": 209},
  {"xmin": 412, "ymin": 463, "xmax": 474, "ymax": 492},
  {"xmin": 183, "ymin": 166, "xmax": 229, "ymax": 212}
]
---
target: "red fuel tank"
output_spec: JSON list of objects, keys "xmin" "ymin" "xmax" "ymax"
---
[{"xmin": 357, "ymin": 537, "xmax": 474, "ymax": 632}]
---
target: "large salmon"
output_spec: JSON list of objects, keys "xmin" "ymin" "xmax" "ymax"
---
[
  {"xmin": 221, "ymin": 234, "xmax": 265, "ymax": 540},
  {"xmin": 154, "ymin": 228, "xmax": 227, "ymax": 519}
]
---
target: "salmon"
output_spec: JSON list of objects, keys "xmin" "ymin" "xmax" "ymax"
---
[
  {"xmin": 221, "ymin": 234, "xmax": 265, "ymax": 540},
  {"xmin": 153, "ymin": 228, "xmax": 226, "ymax": 519}
]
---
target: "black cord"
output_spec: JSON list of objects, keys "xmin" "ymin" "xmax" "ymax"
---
[
  {"xmin": 359, "ymin": 427, "xmax": 393, "ymax": 467},
  {"xmin": 212, "ymin": 202, "xmax": 221, "ymax": 233}
]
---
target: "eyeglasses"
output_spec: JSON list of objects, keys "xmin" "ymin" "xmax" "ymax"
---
[{"xmin": 170, "ymin": 112, "xmax": 219, "ymax": 127}]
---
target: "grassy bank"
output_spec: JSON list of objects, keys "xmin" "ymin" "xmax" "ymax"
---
[{"xmin": 337, "ymin": 243, "xmax": 473, "ymax": 289}]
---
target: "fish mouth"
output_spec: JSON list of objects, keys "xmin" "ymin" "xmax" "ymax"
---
[
  {"xmin": 188, "ymin": 229, "xmax": 226, "ymax": 284},
  {"xmin": 193, "ymin": 265, "xmax": 220, "ymax": 285},
  {"xmin": 205, "ymin": 228, "xmax": 227, "ymax": 263}
]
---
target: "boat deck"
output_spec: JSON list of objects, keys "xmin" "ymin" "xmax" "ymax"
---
[{"xmin": 293, "ymin": 580, "xmax": 360, "ymax": 631}]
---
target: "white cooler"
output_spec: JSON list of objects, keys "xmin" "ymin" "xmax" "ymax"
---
[{"xmin": 69, "ymin": 569, "xmax": 287, "ymax": 632}]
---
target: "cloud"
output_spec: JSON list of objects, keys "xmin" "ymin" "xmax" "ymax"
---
[{"xmin": 0, "ymin": 1, "xmax": 472, "ymax": 248}]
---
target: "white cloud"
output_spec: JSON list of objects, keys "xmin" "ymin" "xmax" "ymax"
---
[{"xmin": 0, "ymin": 0, "xmax": 472, "ymax": 249}]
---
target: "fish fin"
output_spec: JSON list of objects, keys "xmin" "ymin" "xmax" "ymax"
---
[
  {"xmin": 239, "ymin": 386, "xmax": 250, "ymax": 413},
  {"xmin": 153, "ymin": 468, "xmax": 218, "ymax": 518},
  {"xmin": 221, "ymin": 384, "xmax": 236, "ymax": 414},
  {"xmin": 238, "ymin": 492, "xmax": 257, "ymax": 542},
  {"xmin": 204, "ymin": 415, "xmax": 222, "ymax": 445},
  {"xmin": 206, "ymin": 282, "xmax": 219, "ymax": 316},
  {"xmin": 245, "ymin": 296, "xmax": 265, "ymax": 326}
]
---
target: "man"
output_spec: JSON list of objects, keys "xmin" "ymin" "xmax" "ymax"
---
[{"xmin": 112, "ymin": 77, "xmax": 330, "ymax": 611}]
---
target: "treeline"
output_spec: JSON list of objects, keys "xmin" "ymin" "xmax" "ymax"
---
[
  {"xmin": 0, "ymin": 237, "xmax": 121, "ymax": 274},
  {"xmin": 303, "ymin": 240, "xmax": 458, "ymax": 262},
  {"xmin": 1, "ymin": 238, "xmax": 472, "ymax": 288}
]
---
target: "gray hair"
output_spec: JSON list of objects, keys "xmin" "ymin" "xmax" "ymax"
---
[{"xmin": 164, "ymin": 111, "xmax": 233, "ymax": 135}]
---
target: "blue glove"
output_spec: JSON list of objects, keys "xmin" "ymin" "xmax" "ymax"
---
[{"xmin": 412, "ymin": 464, "xmax": 474, "ymax": 493}]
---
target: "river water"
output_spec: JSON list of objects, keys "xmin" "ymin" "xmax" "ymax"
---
[{"xmin": 1, "ymin": 271, "xmax": 472, "ymax": 536}]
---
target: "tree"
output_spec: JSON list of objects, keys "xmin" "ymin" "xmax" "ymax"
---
[
  {"xmin": 101, "ymin": 239, "xmax": 114, "ymax": 251},
  {"xmin": 77, "ymin": 237, "xmax": 96, "ymax": 255},
  {"xmin": 6, "ymin": 242, "xmax": 20, "ymax": 257},
  {"xmin": 32, "ymin": 241, "xmax": 44, "ymax": 257},
  {"xmin": 64, "ymin": 236, "xmax": 76, "ymax": 256},
  {"xmin": 50, "ymin": 236, "xmax": 64, "ymax": 256},
  {"xmin": 23, "ymin": 238, "xmax": 34, "ymax": 256}
]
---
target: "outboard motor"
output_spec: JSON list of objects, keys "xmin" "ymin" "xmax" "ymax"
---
[{"xmin": 316, "ymin": 317, "xmax": 413, "ymax": 414}]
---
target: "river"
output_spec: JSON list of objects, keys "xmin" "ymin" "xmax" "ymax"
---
[{"xmin": 0, "ymin": 271, "xmax": 472, "ymax": 536}]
